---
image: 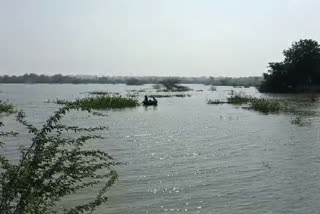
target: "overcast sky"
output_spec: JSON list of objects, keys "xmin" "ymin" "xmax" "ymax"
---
[{"xmin": 1, "ymin": 0, "xmax": 320, "ymax": 77}]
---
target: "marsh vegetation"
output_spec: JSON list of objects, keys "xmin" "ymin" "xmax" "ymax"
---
[
  {"xmin": 208, "ymin": 93, "xmax": 287, "ymax": 114},
  {"xmin": 55, "ymin": 95, "xmax": 139, "ymax": 110}
]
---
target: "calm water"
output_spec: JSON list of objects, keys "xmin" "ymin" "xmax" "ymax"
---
[{"xmin": 1, "ymin": 84, "xmax": 320, "ymax": 214}]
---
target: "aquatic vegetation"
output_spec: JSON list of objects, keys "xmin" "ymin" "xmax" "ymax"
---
[
  {"xmin": 248, "ymin": 97, "xmax": 284, "ymax": 113},
  {"xmin": 148, "ymin": 94, "xmax": 191, "ymax": 98},
  {"xmin": 209, "ymin": 86, "xmax": 217, "ymax": 91},
  {"xmin": 209, "ymin": 94, "xmax": 287, "ymax": 113},
  {"xmin": 0, "ymin": 106, "xmax": 119, "ymax": 213},
  {"xmin": 88, "ymin": 91, "xmax": 110, "ymax": 95},
  {"xmin": 291, "ymin": 115, "xmax": 305, "ymax": 126},
  {"xmin": 56, "ymin": 95, "xmax": 139, "ymax": 109},
  {"xmin": 226, "ymin": 94, "xmax": 252, "ymax": 104},
  {"xmin": 152, "ymin": 84, "xmax": 161, "ymax": 90},
  {"xmin": 207, "ymin": 99, "xmax": 228, "ymax": 104},
  {"xmin": 159, "ymin": 78, "xmax": 192, "ymax": 92},
  {"xmin": 0, "ymin": 100, "xmax": 16, "ymax": 115},
  {"xmin": 126, "ymin": 93, "xmax": 139, "ymax": 98}
]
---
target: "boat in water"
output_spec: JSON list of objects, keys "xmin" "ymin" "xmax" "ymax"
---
[{"xmin": 142, "ymin": 96, "xmax": 158, "ymax": 106}]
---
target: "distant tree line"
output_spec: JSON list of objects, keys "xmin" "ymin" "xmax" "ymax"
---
[
  {"xmin": 0, "ymin": 73, "xmax": 262, "ymax": 86},
  {"xmin": 260, "ymin": 39, "xmax": 320, "ymax": 93}
]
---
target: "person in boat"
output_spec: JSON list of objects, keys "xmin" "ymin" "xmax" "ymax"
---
[
  {"xmin": 152, "ymin": 96, "xmax": 158, "ymax": 104},
  {"xmin": 143, "ymin": 95, "xmax": 148, "ymax": 105}
]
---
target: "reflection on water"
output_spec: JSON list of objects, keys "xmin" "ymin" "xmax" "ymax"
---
[{"xmin": 1, "ymin": 84, "xmax": 320, "ymax": 214}]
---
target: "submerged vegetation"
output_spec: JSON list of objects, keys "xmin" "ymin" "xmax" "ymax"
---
[
  {"xmin": 56, "ymin": 95, "xmax": 139, "ymax": 110},
  {"xmin": 0, "ymin": 105, "xmax": 119, "ymax": 213}
]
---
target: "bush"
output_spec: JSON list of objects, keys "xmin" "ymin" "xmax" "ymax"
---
[
  {"xmin": 0, "ymin": 100, "xmax": 15, "ymax": 115},
  {"xmin": 0, "ymin": 105, "xmax": 119, "ymax": 213}
]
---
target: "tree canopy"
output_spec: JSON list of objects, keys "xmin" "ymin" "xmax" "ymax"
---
[{"xmin": 259, "ymin": 39, "xmax": 320, "ymax": 93}]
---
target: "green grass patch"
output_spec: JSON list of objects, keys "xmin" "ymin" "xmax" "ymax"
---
[
  {"xmin": 56, "ymin": 95, "xmax": 139, "ymax": 109},
  {"xmin": 209, "ymin": 94, "xmax": 287, "ymax": 113}
]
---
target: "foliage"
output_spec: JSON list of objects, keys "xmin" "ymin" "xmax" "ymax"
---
[
  {"xmin": 159, "ymin": 78, "xmax": 192, "ymax": 92},
  {"xmin": 0, "ymin": 100, "xmax": 16, "ymax": 115},
  {"xmin": 207, "ymin": 99, "xmax": 227, "ymax": 104},
  {"xmin": 248, "ymin": 97, "xmax": 284, "ymax": 113},
  {"xmin": 260, "ymin": 39, "xmax": 320, "ymax": 93},
  {"xmin": 56, "ymin": 95, "xmax": 139, "ymax": 110},
  {"xmin": 0, "ymin": 74, "xmax": 262, "ymax": 86},
  {"xmin": 148, "ymin": 94, "xmax": 191, "ymax": 98},
  {"xmin": 208, "ymin": 93, "xmax": 286, "ymax": 113},
  {"xmin": 87, "ymin": 91, "xmax": 110, "ymax": 95},
  {"xmin": 0, "ymin": 104, "xmax": 119, "ymax": 213},
  {"xmin": 291, "ymin": 115, "xmax": 305, "ymax": 126},
  {"xmin": 125, "ymin": 78, "xmax": 144, "ymax": 85},
  {"xmin": 209, "ymin": 86, "xmax": 217, "ymax": 91},
  {"xmin": 226, "ymin": 94, "xmax": 252, "ymax": 105}
]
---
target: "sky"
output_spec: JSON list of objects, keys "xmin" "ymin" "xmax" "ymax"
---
[{"xmin": 0, "ymin": 0, "xmax": 320, "ymax": 77}]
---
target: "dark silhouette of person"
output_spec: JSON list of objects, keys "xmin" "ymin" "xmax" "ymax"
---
[{"xmin": 152, "ymin": 96, "xmax": 158, "ymax": 104}]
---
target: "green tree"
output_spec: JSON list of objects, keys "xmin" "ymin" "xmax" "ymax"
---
[
  {"xmin": 0, "ymin": 103, "xmax": 118, "ymax": 214},
  {"xmin": 260, "ymin": 39, "xmax": 320, "ymax": 93}
]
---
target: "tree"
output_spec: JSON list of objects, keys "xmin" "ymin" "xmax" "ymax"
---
[
  {"xmin": 159, "ymin": 78, "xmax": 191, "ymax": 91},
  {"xmin": 259, "ymin": 39, "xmax": 320, "ymax": 93},
  {"xmin": 0, "ymin": 103, "xmax": 118, "ymax": 214}
]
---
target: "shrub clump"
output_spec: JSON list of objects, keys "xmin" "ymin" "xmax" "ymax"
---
[
  {"xmin": 0, "ymin": 100, "xmax": 16, "ymax": 115},
  {"xmin": 0, "ymin": 106, "xmax": 119, "ymax": 213}
]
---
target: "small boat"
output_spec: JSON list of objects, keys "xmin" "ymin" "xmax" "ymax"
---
[{"xmin": 142, "ymin": 100, "xmax": 158, "ymax": 106}]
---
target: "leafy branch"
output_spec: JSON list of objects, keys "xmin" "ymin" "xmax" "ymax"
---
[{"xmin": 0, "ymin": 104, "xmax": 119, "ymax": 214}]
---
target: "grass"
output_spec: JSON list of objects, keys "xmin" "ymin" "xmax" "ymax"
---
[
  {"xmin": 248, "ymin": 97, "xmax": 284, "ymax": 113},
  {"xmin": 227, "ymin": 94, "xmax": 252, "ymax": 104},
  {"xmin": 0, "ymin": 100, "xmax": 16, "ymax": 115},
  {"xmin": 55, "ymin": 95, "xmax": 139, "ymax": 109},
  {"xmin": 208, "ymin": 94, "xmax": 287, "ymax": 113}
]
